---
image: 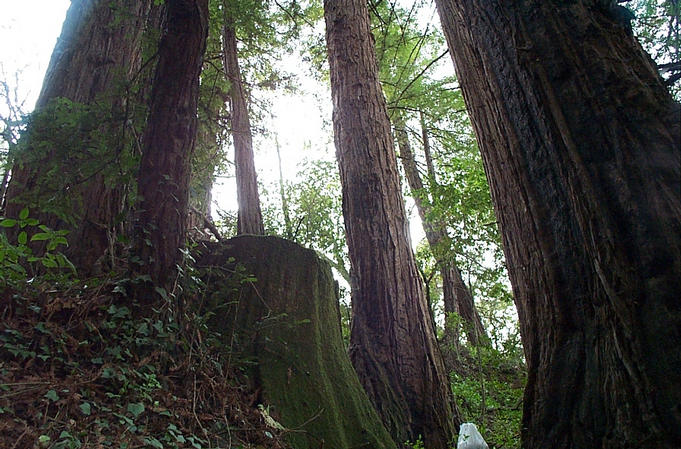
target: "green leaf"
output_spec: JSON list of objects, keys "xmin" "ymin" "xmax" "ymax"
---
[
  {"xmin": 34, "ymin": 322, "xmax": 51, "ymax": 334},
  {"xmin": 188, "ymin": 436, "xmax": 203, "ymax": 449},
  {"xmin": 154, "ymin": 287, "xmax": 169, "ymax": 300},
  {"xmin": 79, "ymin": 402, "xmax": 92, "ymax": 415},
  {"xmin": 136, "ymin": 323, "xmax": 149, "ymax": 336},
  {"xmin": 19, "ymin": 207, "xmax": 29, "ymax": 220},
  {"xmin": 54, "ymin": 237, "xmax": 68, "ymax": 246},
  {"xmin": 45, "ymin": 389, "xmax": 59, "ymax": 402},
  {"xmin": 56, "ymin": 254, "xmax": 76, "ymax": 272},
  {"xmin": 144, "ymin": 437, "xmax": 163, "ymax": 449},
  {"xmin": 0, "ymin": 219, "xmax": 17, "ymax": 228},
  {"xmin": 127, "ymin": 402, "xmax": 145, "ymax": 418},
  {"xmin": 42, "ymin": 258, "xmax": 58, "ymax": 268},
  {"xmin": 30, "ymin": 233, "xmax": 51, "ymax": 242},
  {"xmin": 17, "ymin": 231, "xmax": 27, "ymax": 245},
  {"xmin": 38, "ymin": 435, "xmax": 51, "ymax": 447}
]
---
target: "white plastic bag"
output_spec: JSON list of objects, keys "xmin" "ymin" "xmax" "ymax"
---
[{"xmin": 457, "ymin": 422, "xmax": 489, "ymax": 449}]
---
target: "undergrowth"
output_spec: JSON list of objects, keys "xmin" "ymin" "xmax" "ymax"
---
[
  {"xmin": 0, "ymin": 268, "xmax": 291, "ymax": 449},
  {"xmin": 449, "ymin": 345, "xmax": 525, "ymax": 449}
]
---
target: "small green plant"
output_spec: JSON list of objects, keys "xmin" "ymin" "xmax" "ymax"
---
[
  {"xmin": 406, "ymin": 436, "xmax": 426, "ymax": 449},
  {"xmin": 0, "ymin": 207, "xmax": 75, "ymax": 288}
]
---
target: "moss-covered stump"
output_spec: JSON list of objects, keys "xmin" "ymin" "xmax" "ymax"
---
[{"xmin": 196, "ymin": 236, "xmax": 397, "ymax": 449}]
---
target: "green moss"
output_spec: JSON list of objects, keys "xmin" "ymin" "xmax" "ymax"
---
[{"xmin": 198, "ymin": 236, "xmax": 397, "ymax": 449}]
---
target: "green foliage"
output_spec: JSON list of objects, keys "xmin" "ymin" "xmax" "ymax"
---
[
  {"xmin": 405, "ymin": 435, "xmax": 426, "ymax": 449},
  {"xmin": 219, "ymin": 0, "xmax": 317, "ymax": 117},
  {"xmin": 194, "ymin": 0, "xmax": 325, "ymax": 219},
  {"xmin": 0, "ymin": 207, "xmax": 74, "ymax": 288},
  {"xmin": 450, "ymin": 345, "xmax": 525, "ymax": 449},
  {"xmin": 0, "ymin": 256, "xmax": 283, "ymax": 448},
  {"xmin": 631, "ymin": 0, "xmax": 681, "ymax": 97},
  {"xmin": 8, "ymin": 96, "xmax": 142, "ymax": 226},
  {"xmin": 263, "ymin": 157, "xmax": 348, "ymax": 282},
  {"xmin": 371, "ymin": 1, "xmax": 454, "ymax": 116}
]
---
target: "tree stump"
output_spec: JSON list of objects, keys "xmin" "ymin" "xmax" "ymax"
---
[{"xmin": 197, "ymin": 236, "xmax": 396, "ymax": 449}]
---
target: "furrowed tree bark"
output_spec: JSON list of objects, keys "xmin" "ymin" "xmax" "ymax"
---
[
  {"xmin": 324, "ymin": 1, "xmax": 458, "ymax": 447},
  {"xmin": 434, "ymin": 1, "xmax": 681, "ymax": 447},
  {"xmin": 395, "ymin": 119, "xmax": 488, "ymax": 348},
  {"xmin": 135, "ymin": 0, "xmax": 208, "ymax": 288},
  {"xmin": 4, "ymin": 0, "xmax": 159, "ymax": 273},
  {"xmin": 222, "ymin": 17, "xmax": 264, "ymax": 235}
]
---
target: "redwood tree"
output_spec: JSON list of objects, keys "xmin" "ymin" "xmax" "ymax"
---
[
  {"xmin": 324, "ymin": 1, "xmax": 458, "ymax": 447},
  {"xmin": 434, "ymin": 1, "xmax": 681, "ymax": 447},
  {"xmin": 4, "ymin": 0, "xmax": 159, "ymax": 273},
  {"xmin": 135, "ymin": 0, "xmax": 209, "ymax": 287},
  {"xmin": 222, "ymin": 13, "xmax": 264, "ymax": 235},
  {"xmin": 395, "ymin": 118, "xmax": 488, "ymax": 348}
]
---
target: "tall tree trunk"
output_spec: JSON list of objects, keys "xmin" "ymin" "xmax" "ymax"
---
[
  {"xmin": 395, "ymin": 119, "xmax": 488, "ymax": 348},
  {"xmin": 275, "ymin": 136, "xmax": 293, "ymax": 239},
  {"xmin": 435, "ymin": 1, "xmax": 681, "ymax": 448},
  {"xmin": 4, "ymin": 0, "xmax": 159, "ymax": 273},
  {"xmin": 135, "ymin": 0, "xmax": 209, "ymax": 288},
  {"xmin": 324, "ymin": 1, "xmax": 458, "ymax": 447},
  {"xmin": 187, "ymin": 105, "xmax": 219, "ymax": 240},
  {"xmin": 222, "ymin": 17, "xmax": 264, "ymax": 235},
  {"xmin": 187, "ymin": 162, "xmax": 215, "ymax": 241},
  {"xmin": 420, "ymin": 111, "xmax": 437, "ymax": 186}
]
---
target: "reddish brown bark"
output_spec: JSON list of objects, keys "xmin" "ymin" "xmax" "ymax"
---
[
  {"xmin": 135, "ymin": 0, "xmax": 209, "ymax": 288},
  {"xmin": 4, "ymin": 0, "xmax": 159, "ymax": 273},
  {"xmin": 435, "ymin": 1, "xmax": 681, "ymax": 447},
  {"xmin": 222, "ymin": 20, "xmax": 264, "ymax": 235},
  {"xmin": 324, "ymin": 1, "xmax": 458, "ymax": 447}
]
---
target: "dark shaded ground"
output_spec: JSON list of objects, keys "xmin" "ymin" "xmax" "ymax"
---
[{"xmin": 0, "ymin": 276, "xmax": 290, "ymax": 449}]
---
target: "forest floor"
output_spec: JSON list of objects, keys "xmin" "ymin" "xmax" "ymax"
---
[{"xmin": 0, "ymin": 276, "xmax": 290, "ymax": 449}]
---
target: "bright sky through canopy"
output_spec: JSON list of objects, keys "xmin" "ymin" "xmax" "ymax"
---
[{"xmin": 0, "ymin": 1, "xmax": 71, "ymax": 109}]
